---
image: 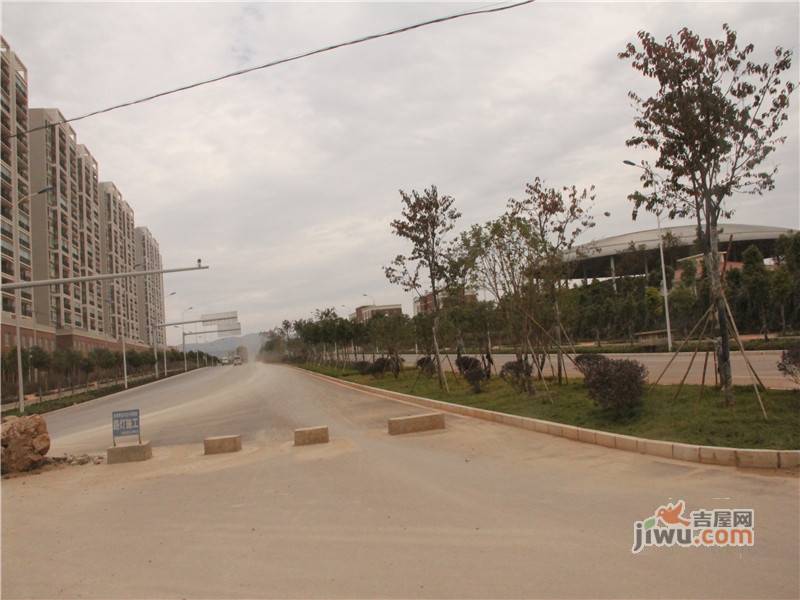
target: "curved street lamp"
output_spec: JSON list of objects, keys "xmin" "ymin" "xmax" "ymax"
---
[{"xmin": 623, "ymin": 160, "xmax": 673, "ymax": 352}]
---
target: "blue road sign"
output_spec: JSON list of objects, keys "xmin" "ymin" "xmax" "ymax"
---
[{"xmin": 112, "ymin": 409, "xmax": 140, "ymax": 438}]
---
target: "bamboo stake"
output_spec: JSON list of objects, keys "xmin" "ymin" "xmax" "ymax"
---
[
  {"xmin": 525, "ymin": 336, "xmax": 548, "ymax": 393},
  {"xmin": 524, "ymin": 311, "xmax": 581, "ymax": 369},
  {"xmin": 673, "ymin": 315, "xmax": 711, "ymax": 402},
  {"xmin": 722, "ymin": 293, "xmax": 767, "ymax": 391},
  {"xmin": 722, "ymin": 296, "xmax": 768, "ymax": 420},
  {"xmin": 712, "ymin": 348, "xmax": 718, "ymax": 386},
  {"xmin": 698, "ymin": 351, "xmax": 710, "ymax": 402},
  {"xmin": 650, "ymin": 304, "xmax": 715, "ymax": 389}
]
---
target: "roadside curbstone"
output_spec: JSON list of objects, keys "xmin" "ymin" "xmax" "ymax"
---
[
  {"xmin": 699, "ymin": 446, "xmax": 737, "ymax": 466},
  {"xmin": 778, "ymin": 451, "xmax": 800, "ymax": 469},
  {"xmin": 639, "ymin": 439, "xmax": 673, "ymax": 459},
  {"xmin": 614, "ymin": 434, "xmax": 639, "ymax": 453},
  {"xmin": 672, "ymin": 443, "xmax": 701, "ymax": 463},
  {"xmin": 736, "ymin": 448, "xmax": 779, "ymax": 469},
  {"xmin": 577, "ymin": 428, "xmax": 596, "ymax": 444},
  {"xmin": 294, "ymin": 367, "xmax": 797, "ymax": 472},
  {"xmin": 594, "ymin": 431, "xmax": 616, "ymax": 448}
]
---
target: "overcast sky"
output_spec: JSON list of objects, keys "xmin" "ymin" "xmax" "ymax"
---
[{"xmin": 3, "ymin": 1, "xmax": 798, "ymax": 344}]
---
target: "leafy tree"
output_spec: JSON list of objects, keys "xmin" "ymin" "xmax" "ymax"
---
[
  {"xmin": 669, "ymin": 285, "xmax": 697, "ymax": 336},
  {"xmin": 771, "ymin": 265, "xmax": 792, "ymax": 335},
  {"xmin": 384, "ymin": 185, "xmax": 461, "ymax": 391},
  {"xmin": 508, "ymin": 177, "xmax": 600, "ymax": 383},
  {"xmin": 620, "ymin": 24, "xmax": 795, "ymax": 404},
  {"xmin": 741, "ymin": 245, "xmax": 771, "ymax": 340}
]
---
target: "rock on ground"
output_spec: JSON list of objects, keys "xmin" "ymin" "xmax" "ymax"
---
[{"xmin": 1, "ymin": 415, "xmax": 51, "ymax": 474}]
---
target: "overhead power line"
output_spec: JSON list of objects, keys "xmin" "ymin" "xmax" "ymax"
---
[{"xmin": 13, "ymin": 0, "xmax": 535, "ymax": 138}]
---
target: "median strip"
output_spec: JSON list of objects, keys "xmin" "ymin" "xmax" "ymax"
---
[{"xmin": 295, "ymin": 366, "xmax": 799, "ymax": 471}]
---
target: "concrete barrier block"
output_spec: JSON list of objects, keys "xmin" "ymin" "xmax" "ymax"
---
[
  {"xmin": 594, "ymin": 431, "xmax": 616, "ymax": 448},
  {"xmin": 577, "ymin": 429, "xmax": 596, "ymax": 444},
  {"xmin": 779, "ymin": 451, "xmax": 800, "ymax": 469},
  {"xmin": 107, "ymin": 441, "xmax": 152, "ymax": 464},
  {"xmin": 388, "ymin": 413, "xmax": 445, "ymax": 435},
  {"xmin": 672, "ymin": 443, "xmax": 700, "ymax": 462},
  {"xmin": 699, "ymin": 446, "xmax": 737, "ymax": 466},
  {"xmin": 294, "ymin": 426, "xmax": 329, "ymax": 446},
  {"xmin": 736, "ymin": 449, "xmax": 779, "ymax": 469},
  {"xmin": 203, "ymin": 435, "xmax": 242, "ymax": 455},
  {"xmin": 614, "ymin": 435, "xmax": 639, "ymax": 453}
]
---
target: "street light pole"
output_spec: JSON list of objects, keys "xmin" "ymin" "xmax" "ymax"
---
[
  {"xmin": 13, "ymin": 186, "xmax": 53, "ymax": 412},
  {"xmin": 182, "ymin": 306, "xmax": 193, "ymax": 372},
  {"xmin": 163, "ymin": 291, "xmax": 176, "ymax": 376},
  {"xmin": 623, "ymin": 160, "xmax": 673, "ymax": 351},
  {"xmin": 656, "ymin": 212, "xmax": 673, "ymax": 352}
]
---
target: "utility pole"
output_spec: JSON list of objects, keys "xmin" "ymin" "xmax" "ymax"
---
[
  {"xmin": 12, "ymin": 186, "xmax": 53, "ymax": 413},
  {"xmin": 623, "ymin": 161, "xmax": 673, "ymax": 351}
]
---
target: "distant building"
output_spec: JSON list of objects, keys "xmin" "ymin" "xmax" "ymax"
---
[
  {"xmin": 349, "ymin": 304, "xmax": 403, "ymax": 323},
  {"xmin": 99, "ymin": 181, "xmax": 139, "ymax": 344},
  {"xmin": 0, "ymin": 37, "xmax": 166, "ymax": 356},
  {"xmin": 568, "ymin": 223, "xmax": 794, "ymax": 281},
  {"xmin": 413, "ymin": 290, "xmax": 478, "ymax": 316},
  {"xmin": 135, "ymin": 226, "xmax": 165, "ymax": 346}
]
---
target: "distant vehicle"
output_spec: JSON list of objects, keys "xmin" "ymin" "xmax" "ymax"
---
[
  {"xmin": 220, "ymin": 357, "xmax": 230, "ymax": 365},
  {"xmin": 233, "ymin": 356, "xmax": 243, "ymax": 366}
]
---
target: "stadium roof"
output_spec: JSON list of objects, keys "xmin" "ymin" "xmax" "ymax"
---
[{"xmin": 567, "ymin": 223, "xmax": 795, "ymax": 279}]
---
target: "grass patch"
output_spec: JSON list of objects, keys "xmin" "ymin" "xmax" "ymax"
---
[{"xmin": 299, "ymin": 363, "xmax": 800, "ymax": 449}]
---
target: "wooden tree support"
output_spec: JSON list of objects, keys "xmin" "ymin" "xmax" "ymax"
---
[
  {"xmin": 672, "ymin": 314, "xmax": 712, "ymax": 402},
  {"xmin": 722, "ymin": 294, "xmax": 768, "ymax": 421},
  {"xmin": 650, "ymin": 304, "xmax": 715, "ymax": 389}
]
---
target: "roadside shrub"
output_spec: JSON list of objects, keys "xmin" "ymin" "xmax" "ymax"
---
[
  {"xmin": 574, "ymin": 353, "xmax": 609, "ymax": 376},
  {"xmin": 583, "ymin": 358, "xmax": 648, "ymax": 419},
  {"xmin": 351, "ymin": 361, "xmax": 371, "ymax": 375},
  {"xmin": 370, "ymin": 356, "xmax": 403, "ymax": 378},
  {"xmin": 777, "ymin": 344, "xmax": 800, "ymax": 388},
  {"xmin": 455, "ymin": 355, "xmax": 481, "ymax": 375},
  {"xmin": 416, "ymin": 355, "xmax": 436, "ymax": 377},
  {"xmin": 500, "ymin": 359, "xmax": 535, "ymax": 394},
  {"xmin": 464, "ymin": 364, "xmax": 487, "ymax": 393}
]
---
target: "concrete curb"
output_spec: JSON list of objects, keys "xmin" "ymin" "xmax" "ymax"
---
[{"xmin": 295, "ymin": 367, "xmax": 799, "ymax": 472}]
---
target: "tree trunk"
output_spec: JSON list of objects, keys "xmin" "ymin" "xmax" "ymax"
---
[
  {"xmin": 706, "ymin": 219, "xmax": 733, "ymax": 404},
  {"xmin": 431, "ymin": 315, "xmax": 449, "ymax": 392},
  {"xmin": 780, "ymin": 305, "xmax": 786, "ymax": 336},
  {"xmin": 554, "ymin": 299, "xmax": 563, "ymax": 385}
]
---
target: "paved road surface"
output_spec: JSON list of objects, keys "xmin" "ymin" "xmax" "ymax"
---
[
  {"xmin": 2, "ymin": 363, "xmax": 798, "ymax": 599},
  {"xmin": 403, "ymin": 350, "xmax": 792, "ymax": 389}
]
